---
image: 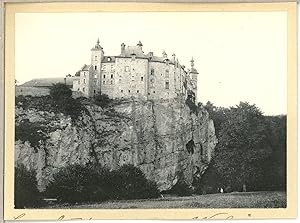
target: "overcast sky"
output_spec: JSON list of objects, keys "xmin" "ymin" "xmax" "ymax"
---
[{"xmin": 15, "ymin": 12, "xmax": 287, "ymax": 115}]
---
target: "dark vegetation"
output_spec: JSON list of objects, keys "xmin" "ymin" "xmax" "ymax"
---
[
  {"xmin": 163, "ymin": 172, "xmax": 193, "ymax": 196},
  {"xmin": 93, "ymin": 93, "xmax": 112, "ymax": 108},
  {"xmin": 44, "ymin": 164, "xmax": 160, "ymax": 204},
  {"xmin": 15, "ymin": 164, "xmax": 42, "ymax": 208},
  {"xmin": 195, "ymin": 101, "xmax": 286, "ymax": 194},
  {"xmin": 185, "ymin": 95, "xmax": 198, "ymax": 115},
  {"xmin": 16, "ymin": 83, "xmax": 84, "ymax": 121}
]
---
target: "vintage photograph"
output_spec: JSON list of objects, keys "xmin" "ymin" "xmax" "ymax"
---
[{"xmin": 3, "ymin": 1, "xmax": 297, "ymax": 220}]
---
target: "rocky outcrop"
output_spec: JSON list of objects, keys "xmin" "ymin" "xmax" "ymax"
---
[{"xmin": 15, "ymin": 97, "xmax": 217, "ymax": 191}]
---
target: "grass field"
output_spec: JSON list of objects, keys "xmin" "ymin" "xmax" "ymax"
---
[{"xmin": 49, "ymin": 191, "xmax": 286, "ymax": 209}]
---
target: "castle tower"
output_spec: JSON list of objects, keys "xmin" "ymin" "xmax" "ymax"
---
[
  {"xmin": 189, "ymin": 57, "xmax": 198, "ymax": 102},
  {"xmin": 91, "ymin": 38, "xmax": 104, "ymax": 94}
]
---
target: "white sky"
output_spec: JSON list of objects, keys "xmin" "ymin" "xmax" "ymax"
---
[{"xmin": 15, "ymin": 12, "xmax": 287, "ymax": 115}]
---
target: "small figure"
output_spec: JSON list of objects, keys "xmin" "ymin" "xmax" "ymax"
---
[{"xmin": 220, "ymin": 187, "xmax": 224, "ymax": 193}]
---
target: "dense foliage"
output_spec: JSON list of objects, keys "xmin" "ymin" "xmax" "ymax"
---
[
  {"xmin": 15, "ymin": 164, "xmax": 41, "ymax": 208},
  {"xmin": 16, "ymin": 84, "xmax": 84, "ymax": 121},
  {"xmin": 196, "ymin": 101, "xmax": 286, "ymax": 193},
  {"xmin": 44, "ymin": 164, "xmax": 160, "ymax": 203},
  {"xmin": 94, "ymin": 93, "xmax": 111, "ymax": 108},
  {"xmin": 185, "ymin": 96, "xmax": 198, "ymax": 115},
  {"xmin": 15, "ymin": 119, "xmax": 49, "ymax": 149}
]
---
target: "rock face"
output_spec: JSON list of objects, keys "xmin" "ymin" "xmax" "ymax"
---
[{"xmin": 15, "ymin": 98, "xmax": 217, "ymax": 191}]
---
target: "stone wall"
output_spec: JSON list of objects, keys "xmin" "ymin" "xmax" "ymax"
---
[
  {"xmin": 15, "ymin": 86, "xmax": 50, "ymax": 97},
  {"xmin": 113, "ymin": 57, "xmax": 148, "ymax": 100},
  {"xmin": 101, "ymin": 62, "xmax": 116, "ymax": 97}
]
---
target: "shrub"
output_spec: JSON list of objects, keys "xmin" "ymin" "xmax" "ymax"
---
[
  {"xmin": 94, "ymin": 93, "xmax": 111, "ymax": 108},
  {"xmin": 110, "ymin": 164, "xmax": 160, "ymax": 200},
  {"xmin": 15, "ymin": 119, "xmax": 49, "ymax": 149},
  {"xmin": 44, "ymin": 163, "xmax": 160, "ymax": 204},
  {"xmin": 185, "ymin": 97, "xmax": 198, "ymax": 115},
  {"xmin": 169, "ymin": 180, "xmax": 193, "ymax": 196},
  {"xmin": 50, "ymin": 83, "xmax": 72, "ymax": 101},
  {"xmin": 49, "ymin": 83, "xmax": 83, "ymax": 120},
  {"xmin": 45, "ymin": 164, "xmax": 110, "ymax": 203},
  {"xmin": 15, "ymin": 164, "xmax": 41, "ymax": 208}
]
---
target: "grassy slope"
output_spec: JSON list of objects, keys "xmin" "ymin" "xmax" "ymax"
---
[{"xmin": 49, "ymin": 191, "xmax": 286, "ymax": 209}]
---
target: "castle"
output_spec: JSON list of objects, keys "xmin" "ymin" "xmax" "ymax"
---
[{"xmin": 73, "ymin": 39, "xmax": 198, "ymax": 103}]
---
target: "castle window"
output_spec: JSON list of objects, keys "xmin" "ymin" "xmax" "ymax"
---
[
  {"xmin": 103, "ymin": 80, "xmax": 105, "ymax": 85},
  {"xmin": 83, "ymin": 87, "xmax": 85, "ymax": 92},
  {"xmin": 141, "ymin": 77, "xmax": 143, "ymax": 81},
  {"xmin": 137, "ymin": 90, "xmax": 139, "ymax": 93},
  {"xmin": 128, "ymin": 90, "xmax": 131, "ymax": 93},
  {"xmin": 148, "ymin": 93, "xmax": 150, "ymax": 95},
  {"xmin": 125, "ymin": 66, "xmax": 130, "ymax": 72},
  {"xmin": 111, "ymin": 74, "xmax": 113, "ymax": 79},
  {"xmin": 150, "ymin": 68, "xmax": 154, "ymax": 75},
  {"xmin": 165, "ymin": 70, "xmax": 169, "ymax": 78},
  {"xmin": 83, "ymin": 79, "xmax": 86, "ymax": 84},
  {"xmin": 103, "ymin": 74, "xmax": 106, "ymax": 79},
  {"xmin": 165, "ymin": 81, "xmax": 169, "ymax": 89},
  {"xmin": 107, "ymin": 57, "xmax": 111, "ymax": 61},
  {"xmin": 94, "ymin": 90, "xmax": 96, "ymax": 94},
  {"xmin": 153, "ymin": 91, "xmax": 155, "ymax": 93},
  {"xmin": 77, "ymin": 88, "xmax": 79, "ymax": 91},
  {"xmin": 111, "ymin": 80, "xmax": 113, "ymax": 85},
  {"xmin": 150, "ymin": 79, "xmax": 154, "ymax": 88},
  {"xmin": 121, "ymin": 90, "xmax": 123, "ymax": 93},
  {"xmin": 95, "ymin": 65, "xmax": 97, "ymax": 70}
]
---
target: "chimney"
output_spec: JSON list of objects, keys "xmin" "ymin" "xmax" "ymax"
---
[
  {"xmin": 172, "ymin": 53, "xmax": 176, "ymax": 62},
  {"xmin": 121, "ymin": 43, "xmax": 126, "ymax": 56},
  {"xmin": 162, "ymin": 50, "xmax": 167, "ymax": 58},
  {"xmin": 149, "ymin": 52, "xmax": 153, "ymax": 59}
]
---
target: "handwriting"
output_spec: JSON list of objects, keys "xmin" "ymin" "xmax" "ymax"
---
[
  {"xmin": 13, "ymin": 213, "xmax": 26, "ymax": 220},
  {"xmin": 192, "ymin": 212, "xmax": 234, "ymax": 219},
  {"xmin": 14, "ymin": 212, "xmax": 237, "ymax": 221}
]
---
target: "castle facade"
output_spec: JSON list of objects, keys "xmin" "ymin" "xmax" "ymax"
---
[{"xmin": 73, "ymin": 39, "xmax": 198, "ymax": 103}]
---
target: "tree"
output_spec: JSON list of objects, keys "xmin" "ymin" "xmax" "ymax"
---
[
  {"xmin": 204, "ymin": 101, "xmax": 229, "ymax": 137},
  {"xmin": 212, "ymin": 102, "xmax": 272, "ymax": 191},
  {"xmin": 94, "ymin": 93, "xmax": 111, "ymax": 108},
  {"xmin": 15, "ymin": 164, "xmax": 41, "ymax": 208},
  {"xmin": 50, "ymin": 83, "xmax": 72, "ymax": 101}
]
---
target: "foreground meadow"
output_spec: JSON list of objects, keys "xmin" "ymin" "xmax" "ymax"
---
[{"xmin": 49, "ymin": 191, "xmax": 286, "ymax": 209}]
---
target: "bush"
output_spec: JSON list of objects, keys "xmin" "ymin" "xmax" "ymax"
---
[
  {"xmin": 50, "ymin": 83, "xmax": 72, "ymax": 101},
  {"xmin": 15, "ymin": 164, "xmax": 41, "ymax": 208},
  {"xmin": 44, "ymin": 164, "xmax": 160, "ymax": 204},
  {"xmin": 45, "ymin": 164, "xmax": 110, "ymax": 203},
  {"xmin": 169, "ymin": 180, "xmax": 193, "ymax": 196},
  {"xmin": 185, "ymin": 97, "xmax": 198, "ymax": 115},
  {"xmin": 110, "ymin": 164, "xmax": 160, "ymax": 200},
  {"xmin": 49, "ymin": 83, "xmax": 83, "ymax": 120},
  {"xmin": 15, "ymin": 119, "xmax": 49, "ymax": 149},
  {"xmin": 94, "ymin": 93, "xmax": 111, "ymax": 108}
]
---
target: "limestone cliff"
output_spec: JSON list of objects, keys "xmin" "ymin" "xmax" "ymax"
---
[{"xmin": 15, "ymin": 97, "xmax": 217, "ymax": 191}]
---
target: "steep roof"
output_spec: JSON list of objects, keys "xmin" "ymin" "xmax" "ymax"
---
[
  {"xmin": 190, "ymin": 67, "xmax": 199, "ymax": 74},
  {"xmin": 81, "ymin": 64, "xmax": 91, "ymax": 71},
  {"xmin": 121, "ymin": 46, "xmax": 146, "ymax": 58}
]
